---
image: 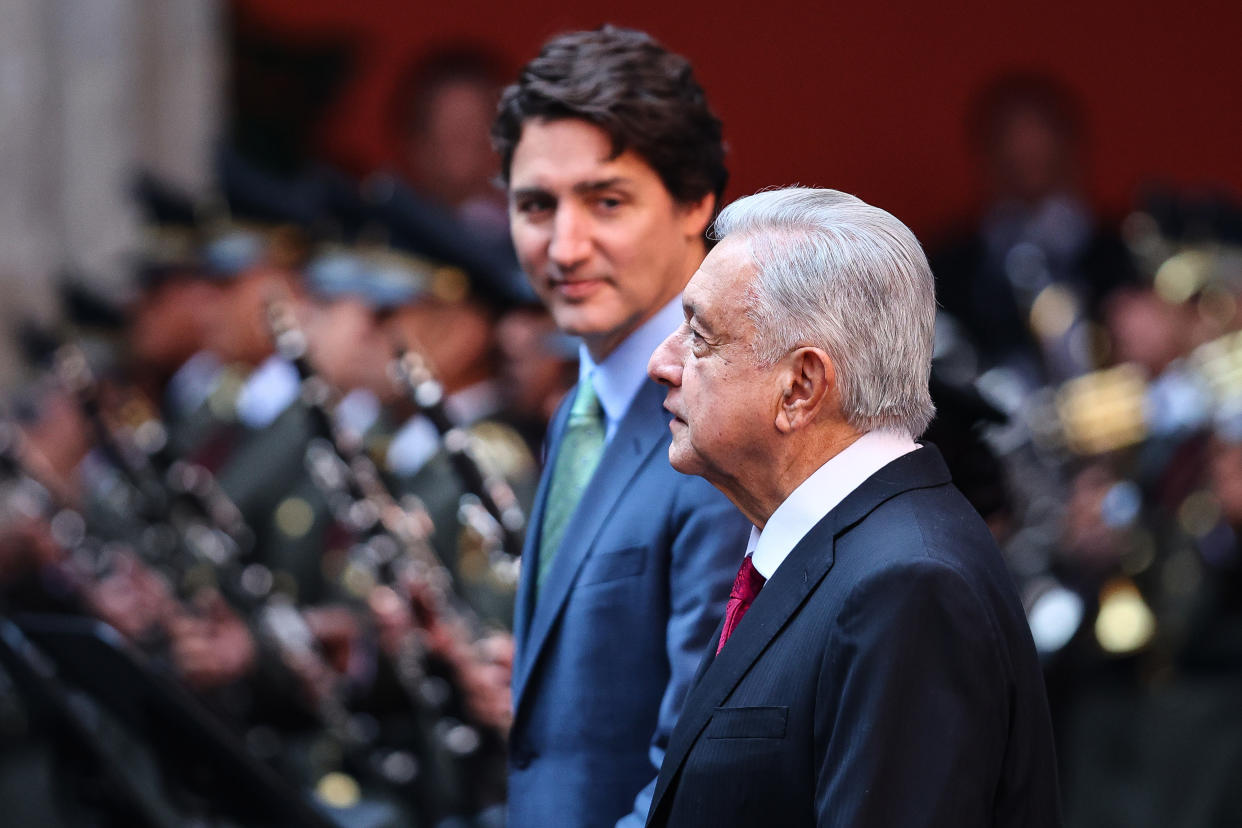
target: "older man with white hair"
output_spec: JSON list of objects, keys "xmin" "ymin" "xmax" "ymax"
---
[{"xmin": 645, "ymin": 187, "xmax": 1060, "ymax": 827}]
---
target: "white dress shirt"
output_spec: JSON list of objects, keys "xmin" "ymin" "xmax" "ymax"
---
[
  {"xmin": 747, "ymin": 430, "xmax": 918, "ymax": 579},
  {"xmin": 235, "ymin": 355, "xmax": 300, "ymax": 429}
]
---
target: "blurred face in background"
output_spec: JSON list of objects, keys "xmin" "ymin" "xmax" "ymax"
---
[
  {"xmin": 496, "ymin": 307, "xmax": 575, "ymax": 421},
  {"xmin": 130, "ymin": 276, "xmax": 221, "ymax": 375},
  {"xmin": 507, "ymin": 118, "xmax": 713, "ymax": 361},
  {"xmin": 406, "ymin": 77, "xmax": 500, "ymax": 209},
  {"xmin": 988, "ymin": 105, "xmax": 1077, "ymax": 204},
  {"xmin": 206, "ymin": 266, "xmax": 300, "ymax": 367},
  {"xmin": 385, "ymin": 298, "xmax": 494, "ymax": 393},
  {"xmin": 305, "ymin": 297, "xmax": 395, "ymax": 399},
  {"xmin": 1104, "ymin": 288, "xmax": 1192, "ymax": 375},
  {"xmin": 26, "ymin": 388, "xmax": 93, "ymax": 479}
]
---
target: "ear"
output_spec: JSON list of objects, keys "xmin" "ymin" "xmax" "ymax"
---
[
  {"xmin": 677, "ymin": 192, "xmax": 717, "ymax": 240},
  {"xmin": 774, "ymin": 347, "xmax": 835, "ymax": 433}
]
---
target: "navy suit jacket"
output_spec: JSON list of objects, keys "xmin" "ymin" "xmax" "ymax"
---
[
  {"xmin": 647, "ymin": 446, "xmax": 1061, "ymax": 827},
  {"xmin": 508, "ymin": 378, "xmax": 750, "ymax": 828}
]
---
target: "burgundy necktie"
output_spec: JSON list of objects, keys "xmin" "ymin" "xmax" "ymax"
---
[{"xmin": 716, "ymin": 555, "xmax": 766, "ymax": 654}]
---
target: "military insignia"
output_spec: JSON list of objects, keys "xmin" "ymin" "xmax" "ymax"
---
[
  {"xmin": 467, "ymin": 421, "xmax": 535, "ymax": 481},
  {"xmin": 274, "ymin": 496, "xmax": 315, "ymax": 539},
  {"xmin": 207, "ymin": 365, "xmax": 247, "ymax": 421}
]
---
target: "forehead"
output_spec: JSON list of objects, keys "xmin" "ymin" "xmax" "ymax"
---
[
  {"xmin": 684, "ymin": 237, "xmax": 757, "ymax": 321},
  {"xmin": 508, "ymin": 118, "xmax": 661, "ymax": 191}
]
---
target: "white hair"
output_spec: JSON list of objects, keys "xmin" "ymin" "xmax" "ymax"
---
[{"xmin": 712, "ymin": 186, "xmax": 936, "ymax": 437}]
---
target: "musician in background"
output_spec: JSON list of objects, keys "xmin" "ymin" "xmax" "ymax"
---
[
  {"xmin": 382, "ymin": 282, "xmax": 538, "ymax": 631},
  {"xmin": 932, "ymin": 72, "xmax": 1136, "ymax": 388},
  {"xmin": 380, "ymin": 44, "xmax": 532, "ymax": 313},
  {"xmin": 494, "ymin": 305, "xmax": 578, "ymax": 457},
  {"xmin": 391, "ymin": 45, "xmax": 511, "ymax": 246}
]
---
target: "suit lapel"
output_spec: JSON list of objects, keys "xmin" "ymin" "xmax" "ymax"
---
[
  {"xmin": 512, "ymin": 380, "xmax": 671, "ymax": 712},
  {"xmin": 511, "ymin": 394, "xmax": 571, "ymax": 662},
  {"xmin": 650, "ymin": 519, "xmax": 839, "ymax": 814},
  {"xmin": 650, "ymin": 446, "xmax": 953, "ymax": 816}
]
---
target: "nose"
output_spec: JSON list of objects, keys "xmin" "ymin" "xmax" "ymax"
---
[
  {"xmin": 648, "ymin": 327, "xmax": 685, "ymax": 387},
  {"xmin": 548, "ymin": 205, "xmax": 592, "ymax": 270}
]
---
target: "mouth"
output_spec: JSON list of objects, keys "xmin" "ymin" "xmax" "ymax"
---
[
  {"xmin": 662, "ymin": 399, "xmax": 687, "ymax": 428},
  {"xmin": 546, "ymin": 275, "xmax": 607, "ymax": 301}
]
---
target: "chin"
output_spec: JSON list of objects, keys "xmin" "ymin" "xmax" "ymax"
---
[
  {"xmin": 548, "ymin": 306, "xmax": 600, "ymax": 339},
  {"xmin": 666, "ymin": 443, "xmax": 702, "ymax": 478}
]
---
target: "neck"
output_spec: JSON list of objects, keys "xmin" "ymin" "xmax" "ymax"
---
[{"xmin": 729, "ymin": 424, "xmax": 864, "ymax": 530}]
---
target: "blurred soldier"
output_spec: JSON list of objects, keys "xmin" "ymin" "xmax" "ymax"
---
[
  {"xmin": 494, "ymin": 306, "xmax": 578, "ymax": 456},
  {"xmin": 382, "ymin": 274, "xmax": 538, "ymax": 626}
]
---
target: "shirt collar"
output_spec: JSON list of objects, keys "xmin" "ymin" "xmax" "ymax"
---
[
  {"xmin": 443, "ymin": 379, "xmax": 502, "ymax": 426},
  {"xmin": 386, "ymin": 414, "xmax": 440, "ymax": 477},
  {"xmin": 578, "ymin": 296, "xmax": 683, "ymax": 439},
  {"xmin": 334, "ymin": 388, "xmax": 381, "ymax": 440},
  {"xmin": 235, "ymin": 355, "xmax": 300, "ymax": 429},
  {"xmin": 385, "ymin": 381, "xmax": 501, "ymax": 477},
  {"xmin": 748, "ymin": 430, "xmax": 918, "ymax": 579},
  {"xmin": 165, "ymin": 350, "xmax": 222, "ymax": 418}
]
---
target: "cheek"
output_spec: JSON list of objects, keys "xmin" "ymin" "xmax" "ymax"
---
[
  {"xmin": 690, "ymin": 369, "xmax": 764, "ymax": 430},
  {"xmin": 628, "ymin": 213, "xmax": 684, "ymax": 266},
  {"xmin": 596, "ymin": 221, "xmax": 650, "ymax": 276},
  {"xmin": 510, "ymin": 223, "xmax": 547, "ymax": 268}
]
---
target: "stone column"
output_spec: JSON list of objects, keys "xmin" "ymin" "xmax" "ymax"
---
[{"xmin": 0, "ymin": 0, "xmax": 222, "ymax": 390}]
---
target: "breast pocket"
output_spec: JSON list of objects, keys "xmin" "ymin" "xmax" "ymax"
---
[
  {"xmin": 576, "ymin": 545, "xmax": 647, "ymax": 587},
  {"xmin": 705, "ymin": 706, "xmax": 788, "ymax": 740}
]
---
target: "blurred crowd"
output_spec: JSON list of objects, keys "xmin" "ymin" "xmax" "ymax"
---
[
  {"xmin": 1, "ymin": 33, "xmax": 1241, "ymax": 828},
  {"xmin": 929, "ymin": 74, "xmax": 1242, "ymax": 826},
  {"xmin": 0, "ymin": 44, "xmax": 577, "ymax": 828}
]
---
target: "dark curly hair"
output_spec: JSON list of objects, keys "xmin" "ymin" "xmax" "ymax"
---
[{"xmin": 492, "ymin": 25, "xmax": 727, "ymax": 209}]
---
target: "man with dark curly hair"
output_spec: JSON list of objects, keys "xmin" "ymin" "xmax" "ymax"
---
[{"xmin": 493, "ymin": 26, "xmax": 750, "ymax": 828}]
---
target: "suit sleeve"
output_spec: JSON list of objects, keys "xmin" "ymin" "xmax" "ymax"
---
[
  {"xmin": 616, "ymin": 475, "xmax": 750, "ymax": 828},
  {"xmin": 814, "ymin": 558, "xmax": 1009, "ymax": 827}
]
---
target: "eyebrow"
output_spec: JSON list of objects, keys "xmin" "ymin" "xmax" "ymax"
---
[
  {"xmin": 683, "ymin": 300, "xmax": 717, "ymax": 336},
  {"xmin": 572, "ymin": 177, "xmax": 632, "ymax": 196},
  {"xmin": 508, "ymin": 177, "xmax": 633, "ymax": 199},
  {"xmin": 510, "ymin": 186, "xmax": 551, "ymax": 201}
]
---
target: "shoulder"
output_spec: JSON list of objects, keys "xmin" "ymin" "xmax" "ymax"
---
[
  {"xmin": 843, "ymin": 480, "xmax": 998, "ymax": 569},
  {"xmin": 827, "ymin": 483, "xmax": 1029, "ymax": 657}
]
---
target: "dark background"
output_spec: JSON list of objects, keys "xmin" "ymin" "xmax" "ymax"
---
[{"xmin": 237, "ymin": 0, "xmax": 1242, "ymax": 237}]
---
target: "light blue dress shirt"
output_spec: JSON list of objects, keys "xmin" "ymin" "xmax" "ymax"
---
[{"xmin": 577, "ymin": 297, "xmax": 684, "ymax": 444}]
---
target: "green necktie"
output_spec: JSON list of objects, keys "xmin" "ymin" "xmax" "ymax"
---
[{"xmin": 537, "ymin": 377, "xmax": 606, "ymax": 595}]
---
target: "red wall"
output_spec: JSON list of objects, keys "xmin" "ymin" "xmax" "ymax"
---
[{"xmin": 238, "ymin": 0, "xmax": 1242, "ymax": 240}]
